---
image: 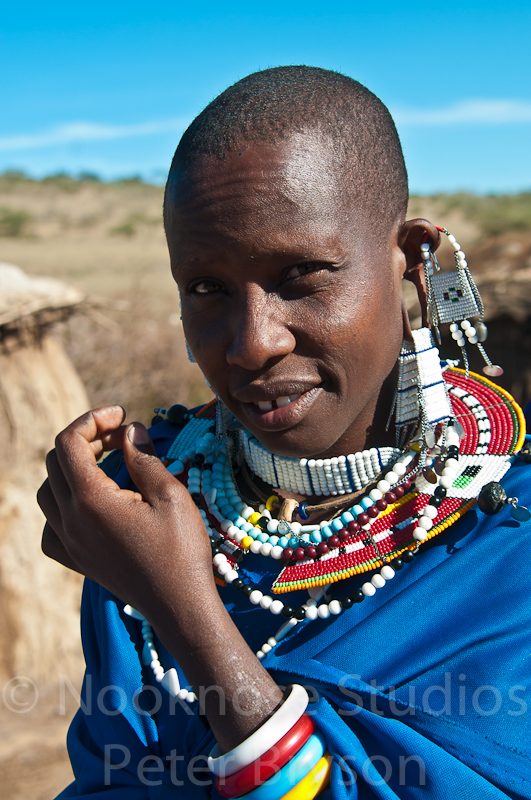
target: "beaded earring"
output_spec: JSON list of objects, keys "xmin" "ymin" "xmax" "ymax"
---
[
  {"xmin": 421, "ymin": 227, "xmax": 503, "ymax": 378},
  {"xmin": 395, "ymin": 328, "xmax": 454, "ymax": 450}
]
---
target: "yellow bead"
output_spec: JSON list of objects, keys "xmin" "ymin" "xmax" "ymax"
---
[
  {"xmin": 248, "ymin": 512, "xmax": 262, "ymax": 525},
  {"xmin": 241, "ymin": 536, "xmax": 254, "ymax": 550},
  {"xmin": 266, "ymin": 495, "xmax": 280, "ymax": 511}
]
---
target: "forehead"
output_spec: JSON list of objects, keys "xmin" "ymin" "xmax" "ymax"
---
[{"xmin": 165, "ymin": 133, "xmax": 359, "ymax": 256}]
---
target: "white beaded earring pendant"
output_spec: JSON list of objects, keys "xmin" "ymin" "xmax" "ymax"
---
[{"xmin": 422, "ymin": 227, "xmax": 503, "ymax": 379}]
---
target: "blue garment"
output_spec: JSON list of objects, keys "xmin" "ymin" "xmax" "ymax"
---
[{"xmin": 58, "ymin": 420, "xmax": 531, "ymax": 799}]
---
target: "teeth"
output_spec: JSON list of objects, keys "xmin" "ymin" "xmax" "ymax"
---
[
  {"xmin": 257, "ymin": 393, "xmax": 302, "ymax": 411},
  {"xmin": 276, "ymin": 396, "xmax": 292, "ymax": 408}
]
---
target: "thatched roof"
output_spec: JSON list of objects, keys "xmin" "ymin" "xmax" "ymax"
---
[{"xmin": 0, "ymin": 261, "xmax": 84, "ymax": 330}]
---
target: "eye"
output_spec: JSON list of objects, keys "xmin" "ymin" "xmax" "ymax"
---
[
  {"xmin": 284, "ymin": 262, "xmax": 331, "ymax": 281},
  {"xmin": 188, "ymin": 279, "xmax": 224, "ymax": 296}
]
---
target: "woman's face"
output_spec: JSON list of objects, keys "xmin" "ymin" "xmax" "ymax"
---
[{"xmin": 166, "ymin": 133, "xmax": 408, "ymax": 457}]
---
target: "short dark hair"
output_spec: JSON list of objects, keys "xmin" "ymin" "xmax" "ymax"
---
[{"xmin": 165, "ymin": 66, "xmax": 408, "ymax": 231}]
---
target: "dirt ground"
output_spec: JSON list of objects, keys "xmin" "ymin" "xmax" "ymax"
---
[{"xmin": 0, "ymin": 679, "xmax": 80, "ymax": 799}]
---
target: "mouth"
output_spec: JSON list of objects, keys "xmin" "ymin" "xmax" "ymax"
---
[{"xmin": 234, "ymin": 384, "xmax": 324, "ymax": 432}]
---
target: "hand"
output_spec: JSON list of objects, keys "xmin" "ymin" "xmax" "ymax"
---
[
  {"xmin": 39, "ymin": 407, "xmax": 285, "ymax": 753},
  {"xmin": 37, "ymin": 406, "xmax": 215, "ymax": 622}
]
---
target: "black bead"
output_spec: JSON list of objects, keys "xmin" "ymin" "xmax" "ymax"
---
[
  {"xmin": 351, "ymin": 589, "xmax": 365, "ymax": 604},
  {"xmin": 167, "ymin": 404, "xmax": 188, "ymax": 425},
  {"xmin": 191, "ymin": 454, "xmax": 205, "ymax": 468},
  {"xmin": 293, "ymin": 607, "xmax": 306, "ymax": 621},
  {"xmin": 340, "ymin": 596, "xmax": 353, "ymax": 610},
  {"xmin": 429, "ymin": 496, "xmax": 443, "ymax": 508},
  {"xmin": 190, "ymin": 492, "xmax": 201, "ymax": 502},
  {"xmin": 241, "ymin": 584, "xmax": 253, "ymax": 597},
  {"xmin": 231, "ymin": 549, "xmax": 244, "ymax": 563},
  {"xmin": 211, "ymin": 547, "xmax": 220, "ymax": 557},
  {"xmin": 232, "ymin": 578, "xmax": 244, "ymax": 590},
  {"xmin": 391, "ymin": 558, "xmax": 404, "ymax": 571},
  {"xmin": 434, "ymin": 486, "xmax": 447, "ymax": 499},
  {"xmin": 257, "ymin": 516, "xmax": 270, "ymax": 530},
  {"xmin": 477, "ymin": 481, "xmax": 507, "ymax": 515},
  {"xmin": 282, "ymin": 606, "xmax": 294, "ymax": 618},
  {"xmin": 151, "ymin": 414, "xmax": 164, "ymax": 426},
  {"xmin": 519, "ymin": 447, "xmax": 531, "ymax": 463},
  {"xmin": 401, "ymin": 550, "xmax": 415, "ymax": 563}
]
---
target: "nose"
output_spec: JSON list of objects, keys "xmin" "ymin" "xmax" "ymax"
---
[{"xmin": 226, "ymin": 288, "xmax": 296, "ymax": 370}]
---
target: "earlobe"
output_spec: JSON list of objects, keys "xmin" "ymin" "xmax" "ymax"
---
[{"xmin": 399, "ymin": 219, "xmax": 440, "ymax": 328}]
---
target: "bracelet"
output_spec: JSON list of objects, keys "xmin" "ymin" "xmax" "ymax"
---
[
  {"xmin": 208, "ymin": 684, "xmax": 309, "ymax": 778},
  {"xmin": 229, "ymin": 733, "xmax": 326, "ymax": 800},
  {"xmin": 216, "ymin": 714, "xmax": 315, "ymax": 798},
  {"xmin": 280, "ymin": 753, "xmax": 332, "ymax": 800}
]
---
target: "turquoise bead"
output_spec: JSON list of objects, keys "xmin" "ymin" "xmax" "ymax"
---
[
  {"xmin": 321, "ymin": 526, "xmax": 332, "ymax": 539},
  {"xmin": 241, "ymin": 522, "xmax": 253, "ymax": 533},
  {"xmin": 331, "ymin": 519, "xmax": 343, "ymax": 531},
  {"xmin": 257, "ymin": 532, "xmax": 269, "ymax": 543},
  {"xmin": 269, "ymin": 535, "xmax": 279, "ymax": 546},
  {"xmin": 289, "ymin": 536, "xmax": 300, "ymax": 548},
  {"xmin": 353, "ymin": 504, "xmax": 364, "ymax": 516},
  {"xmin": 361, "ymin": 497, "xmax": 373, "ymax": 510},
  {"xmin": 341, "ymin": 511, "xmax": 354, "ymax": 524},
  {"xmin": 301, "ymin": 533, "xmax": 311, "ymax": 543},
  {"xmin": 279, "ymin": 536, "xmax": 289, "ymax": 548},
  {"xmin": 310, "ymin": 530, "xmax": 323, "ymax": 543}
]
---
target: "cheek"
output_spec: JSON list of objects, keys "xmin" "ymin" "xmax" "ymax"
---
[{"xmin": 316, "ymin": 282, "xmax": 403, "ymax": 384}]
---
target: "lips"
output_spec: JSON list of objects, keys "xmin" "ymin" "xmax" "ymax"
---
[{"xmin": 236, "ymin": 385, "xmax": 324, "ymax": 432}]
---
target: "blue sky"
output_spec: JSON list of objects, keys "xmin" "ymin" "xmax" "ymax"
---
[{"xmin": 2, "ymin": 1, "xmax": 530, "ymax": 194}]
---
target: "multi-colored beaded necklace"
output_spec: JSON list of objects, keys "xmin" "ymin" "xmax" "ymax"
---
[{"xmin": 124, "ymin": 364, "xmax": 526, "ymax": 695}]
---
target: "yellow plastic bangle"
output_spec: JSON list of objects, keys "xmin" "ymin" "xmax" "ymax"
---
[{"xmin": 279, "ymin": 753, "xmax": 332, "ymax": 800}]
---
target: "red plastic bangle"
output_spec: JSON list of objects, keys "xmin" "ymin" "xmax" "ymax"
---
[{"xmin": 215, "ymin": 714, "xmax": 315, "ymax": 798}]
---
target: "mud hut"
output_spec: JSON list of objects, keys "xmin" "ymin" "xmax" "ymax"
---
[{"xmin": 0, "ymin": 262, "xmax": 89, "ymax": 688}]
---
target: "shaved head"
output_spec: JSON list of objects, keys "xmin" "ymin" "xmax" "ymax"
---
[{"xmin": 164, "ymin": 66, "xmax": 408, "ymax": 236}]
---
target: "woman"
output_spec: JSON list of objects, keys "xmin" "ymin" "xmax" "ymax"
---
[{"xmin": 39, "ymin": 67, "xmax": 530, "ymax": 798}]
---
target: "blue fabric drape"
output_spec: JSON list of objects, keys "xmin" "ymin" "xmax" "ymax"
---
[{"xmin": 57, "ymin": 421, "xmax": 531, "ymax": 798}]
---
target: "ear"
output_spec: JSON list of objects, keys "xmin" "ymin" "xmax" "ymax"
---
[{"xmin": 398, "ymin": 219, "xmax": 440, "ymax": 329}]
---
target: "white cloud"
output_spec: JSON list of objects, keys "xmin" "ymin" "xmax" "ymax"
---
[
  {"xmin": 0, "ymin": 118, "xmax": 191, "ymax": 152},
  {"xmin": 1, "ymin": 100, "xmax": 530, "ymax": 155},
  {"xmin": 393, "ymin": 99, "xmax": 531, "ymax": 126}
]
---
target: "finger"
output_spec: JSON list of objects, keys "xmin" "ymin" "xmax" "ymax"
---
[
  {"xmin": 45, "ymin": 448, "xmax": 71, "ymax": 500},
  {"xmin": 54, "ymin": 406, "xmax": 127, "ymax": 494},
  {"xmin": 122, "ymin": 422, "xmax": 185, "ymax": 507},
  {"xmin": 42, "ymin": 522, "xmax": 84, "ymax": 575},
  {"xmin": 98, "ymin": 425, "xmax": 128, "ymax": 456},
  {"xmin": 37, "ymin": 478, "xmax": 66, "ymax": 535}
]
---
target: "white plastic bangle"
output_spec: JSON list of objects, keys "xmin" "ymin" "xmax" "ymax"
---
[{"xmin": 207, "ymin": 684, "xmax": 309, "ymax": 778}]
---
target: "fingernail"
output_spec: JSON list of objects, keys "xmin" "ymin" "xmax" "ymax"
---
[{"xmin": 128, "ymin": 424, "xmax": 150, "ymax": 446}]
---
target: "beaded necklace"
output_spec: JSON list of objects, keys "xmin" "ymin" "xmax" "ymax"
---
[{"xmin": 124, "ymin": 365, "xmax": 526, "ymax": 695}]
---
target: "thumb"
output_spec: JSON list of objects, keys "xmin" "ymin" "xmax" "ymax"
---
[{"xmin": 123, "ymin": 422, "xmax": 177, "ymax": 504}]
